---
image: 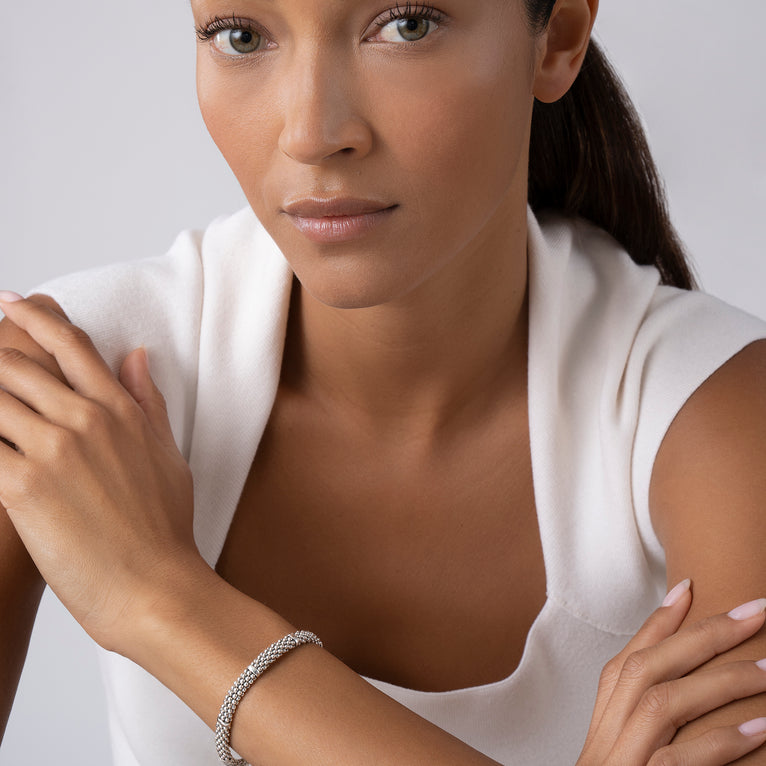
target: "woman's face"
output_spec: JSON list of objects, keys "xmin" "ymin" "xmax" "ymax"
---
[{"xmin": 193, "ymin": 0, "xmax": 539, "ymax": 309}]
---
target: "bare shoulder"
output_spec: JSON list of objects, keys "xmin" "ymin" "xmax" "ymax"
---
[
  {"xmin": 650, "ymin": 338, "xmax": 766, "ymax": 593},
  {"xmin": 650, "ymin": 338, "xmax": 766, "ymax": 603}
]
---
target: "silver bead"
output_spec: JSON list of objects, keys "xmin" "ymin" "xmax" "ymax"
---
[{"xmin": 215, "ymin": 631, "xmax": 323, "ymax": 766}]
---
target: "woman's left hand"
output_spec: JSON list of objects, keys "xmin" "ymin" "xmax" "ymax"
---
[{"xmin": 0, "ymin": 292, "xmax": 201, "ymax": 652}]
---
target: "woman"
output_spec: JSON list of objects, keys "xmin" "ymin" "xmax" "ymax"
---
[{"xmin": 1, "ymin": 0, "xmax": 766, "ymax": 763}]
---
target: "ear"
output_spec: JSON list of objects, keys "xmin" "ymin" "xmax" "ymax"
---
[{"xmin": 533, "ymin": 0, "xmax": 599, "ymax": 104}]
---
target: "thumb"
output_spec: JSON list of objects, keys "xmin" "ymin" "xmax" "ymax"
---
[{"xmin": 119, "ymin": 348, "xmax": 175, "ymax": 449}]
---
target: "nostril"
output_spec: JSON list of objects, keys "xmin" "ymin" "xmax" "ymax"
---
[
  {"xmin": 280, "ymin": 115, "xmax": 373, "ymax": 165},
  {"xmin": 322, "ymin": 146, "xmax": 356, "ymax": 161}
]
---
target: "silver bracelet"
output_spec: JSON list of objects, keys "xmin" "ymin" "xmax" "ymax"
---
[{"xmin": 215, "ymin": 630, "xmax": 323, "ymax": 766}]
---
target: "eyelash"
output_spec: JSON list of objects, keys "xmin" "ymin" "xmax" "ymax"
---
[
  {"xmin": 195, "ymin": 15, "xmax": 258, "ymax": 43},
  {"xmin": 378, "ymin": 2, "xmax": 445, "ymax": 28},
  {"xmin": 194, "ymin": 4, "xmax": 446, "ymax": 44}
]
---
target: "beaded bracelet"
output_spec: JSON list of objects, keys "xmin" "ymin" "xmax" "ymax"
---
[{"xmin": 215, "ymin": 630, "xmax": 323, "ymax": 766}]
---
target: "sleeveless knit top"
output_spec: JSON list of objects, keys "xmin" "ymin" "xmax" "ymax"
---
[{"xmin": 35, "ymin": 207, "xmax": 766, "ymax": 765}]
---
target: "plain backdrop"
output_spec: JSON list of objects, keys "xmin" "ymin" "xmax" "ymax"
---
[{"xmin": 1, "ymin": 2, "xmax": 765, "ymax": 763}]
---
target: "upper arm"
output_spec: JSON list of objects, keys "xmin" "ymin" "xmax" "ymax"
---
[
  {"xmin": 0, "ymin": 294, "xmax": 68, "ymax": 740},
  {"xmin": 650, "ymin": 338, "xmax": 766, "ymax": 756}
]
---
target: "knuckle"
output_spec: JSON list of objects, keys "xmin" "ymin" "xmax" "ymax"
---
[
  {"xmin": 597, "ymin": 657, "xmax": 622, "ymax": 690},
  {"xmin": 638, "ymin": 681, "xmax": 675, "ymax": 721},
  {"xmin": 73, "ymin": 400, "xmax": 110, "ymax": 433},
  {"xmin": 43, "ymin": 424, "xmax": 75, "ymax": 460},
  {"xmin": 0, "ymin": 346, "xmax": 28, "ymax": 372},
  {"xmin": 621, "ymin": 649, "xmax": 653, "ymax": 682},
  {"xmin": 689, "ymin": 615, "xmax": 725, "ymax": 652},
  {"xmin": 713, "ymin": 660, "xmax": 745, "ymax": 686},
  {"xmin": 54, "ymin": 321, "xmax": 91, "ymax": 349},
  {"xmin": 697, "ymin": 728, "xmax": 730, "ymax": 758},
  {"xmin": 111, "ymin": 394, "xmax": 139, "ymax": 423},
  {"xmin": 642, "ymin": 683, "xmax": 669, "ymax": 716},
  {"xmin": 647, "ymin": 746, "xmax": 682, "ymax": 766}
]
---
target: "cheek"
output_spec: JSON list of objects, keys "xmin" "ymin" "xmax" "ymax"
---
[
  {"xmin": 379, "ymin": 47, "xmax": 535, "ymax": 234},
  {"xmin": 404, "ymin": 83, "xmax": 529, "ymax": 192},
  {"xmin": 196, "ymin": 61, "xmax": 279, "ymax": 210}
]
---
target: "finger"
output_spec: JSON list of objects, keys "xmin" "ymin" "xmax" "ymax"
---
[
  {"xmin": 596, "ymin": 601, "xmax": 766, "ymax": 751},
  {"xmin": 646, "ymin": 722, "xmax": 766, "ymax": 766},
  {"xmin": 645, "ymin": 721, "xmax": 766, "ymax": 766},
  {"xmin": 586, "ymin": 580, "xmax": 693, "ymax": 742},
  {"xmin": 0, "ymin": 293, "xmax": 119, "ymax": 400},
  {"xmin": 609, "ymin": 660, "xmax": 766, "ymax": 763},
  {"xmin": 0, "ymin": 411, "xmax": 27, "ymax": 509},
  {"xmin": 0, "ymin": 346, "xmax": 82, "ymax": 424},
  {"xmin": 0, "ymin": 385, "xmax": 53, "ymax": 454},
  {"xmin": 119, "ymin": 349, "xmax": 176, "ymax": 450},
  {"xmin": 613, "ymin": 581, "xmax": 694, "ymax": 674}
]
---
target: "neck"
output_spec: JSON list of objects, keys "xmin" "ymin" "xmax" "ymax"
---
[{"xmin": 281, "ymin": 203, "xmax": 529, "ymax": 436}]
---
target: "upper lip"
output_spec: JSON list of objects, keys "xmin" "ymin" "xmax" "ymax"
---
[{"xmin": 282, "ymin": 197, "xmax": 396, "ymax": 218}]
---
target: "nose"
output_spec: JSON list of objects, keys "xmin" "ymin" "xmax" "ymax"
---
[{"xmin": 278, "ymin": 52, "xmax": 373, "ymax": 165}]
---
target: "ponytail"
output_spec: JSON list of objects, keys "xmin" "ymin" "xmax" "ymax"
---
[{"xmin": 525, "ymin": 4, "xmax": 696, "ymax": 290}]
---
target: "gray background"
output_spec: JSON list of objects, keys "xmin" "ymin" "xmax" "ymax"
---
[{"xmin": 2, "ymin": 2, "xmax": 765, "ymax": 763}]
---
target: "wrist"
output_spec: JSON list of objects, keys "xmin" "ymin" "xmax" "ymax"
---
[
  {"xmin": 115, "ymin": 554, "xmax": 297, "ymax": 730},
  {"xmin": 105, "ymin": 550, "xmax": 218, "ymax": 657}
]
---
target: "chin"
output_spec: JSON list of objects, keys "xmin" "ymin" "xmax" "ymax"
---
[
  {"xmin": 293, "ymin": 259, "xmax": 429, "ymax": 311},
  {"xmin": 269, "ymin": 221, "xmax": 450, "ymax": 311},
  {"xmin": 298, "ymin": 276, "xmax": 404, "ymax": 311}
]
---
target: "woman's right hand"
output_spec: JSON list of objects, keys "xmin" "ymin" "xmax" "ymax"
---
[{"xmin": 577, "ymin": 580, "xmax": 766, "ymax": 765}]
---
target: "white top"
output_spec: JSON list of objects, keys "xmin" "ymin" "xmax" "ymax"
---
[{"xmin": 35, "ymin": 207, "xmax": 766, "ymax": 765}]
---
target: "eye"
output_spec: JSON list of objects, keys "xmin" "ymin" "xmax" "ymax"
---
[
  {"xmin": 377, "ymin": 17, "xmax": 437, "ymax": 43},
  {"xmin": 212, "ymin": 28, "xmax": 265, "ymax": 56},
  {"xmin": 195, "ymin": 16, "xmax": 269, "ymax": 57},
  {"xmin": 369, "ymin": 5, "xmax": 445, "ymax": 44}
]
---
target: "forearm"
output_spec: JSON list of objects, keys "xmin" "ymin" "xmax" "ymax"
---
[
  {"xmin": 0, "ymin": 511, "xmax": 45, "ymax": 743},
  {"xmin": 127, "ymin": 556, "xmax": 499, "ymax": 766},
  {"xmin": 0, "ymin": 597, "xmax": 40, "ymax": 745}
]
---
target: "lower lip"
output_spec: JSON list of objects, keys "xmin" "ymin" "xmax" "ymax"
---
[{"xmin": 286, "ymin": 207, "xmax": 397, "ymax": 244}]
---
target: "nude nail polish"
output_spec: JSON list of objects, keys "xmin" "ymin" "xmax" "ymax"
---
[
  {"xmin": 0, "ymin": 291, "xmax": 23, "ymax": 303},
  {"xmin": 728, "ymin": 599, "xmax": 766, "ymax": 620},
  {"xmin": 662, "ymin": 579, "xmax": 691, "ymax": 607},
  {"xmin": 739, "ymin": 717, "xmax": 766, "ymax": 737}
]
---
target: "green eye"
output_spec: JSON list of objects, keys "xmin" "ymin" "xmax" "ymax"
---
[
  {"xmin": 377, "ymin": 17, "xmax": 437, "ymax": 43},
  {"xmin": 213, "ymin": 28, "xmax": 264, "ymax": 55},
  {"xmin": 396, "ymin": 18, "xmax": 431, "ymax": 41}
]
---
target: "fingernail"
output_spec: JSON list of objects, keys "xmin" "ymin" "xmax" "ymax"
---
[
  {"xmin": 0, "ymin": 291, "xmax": 24, "ymax": 304},
  {"xmin": 756, "ymin": 659, "xmax": 766, "ymax": 671},
  {"xmin": 728, "ymin": 599, "xmax": 766, "ymax": 620},
  {"xmin": 662, "ymin": 579, "xmax": 691, "ymax": 607},
  {"xmin": 739, "ymin": 717, "xmax": 766, "ymax": 737}
]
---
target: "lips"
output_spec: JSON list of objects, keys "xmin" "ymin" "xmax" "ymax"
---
[
  {"xmin": 282, "ymin": 197, "xmax": 396, "ymax": 218},
  {"xmin": 281, "ymin": 197, "xmax": 398, "ymax": 244}
]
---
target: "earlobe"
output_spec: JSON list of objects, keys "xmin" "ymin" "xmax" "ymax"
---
[{"xmin": 532, "ymin": 0, "xmax": 598, "ymax": 104}]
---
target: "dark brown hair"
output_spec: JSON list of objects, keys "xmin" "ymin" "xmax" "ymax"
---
[{"xmin": 524, "ymin": 1, "xmax": 696, "ymax": 289}]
